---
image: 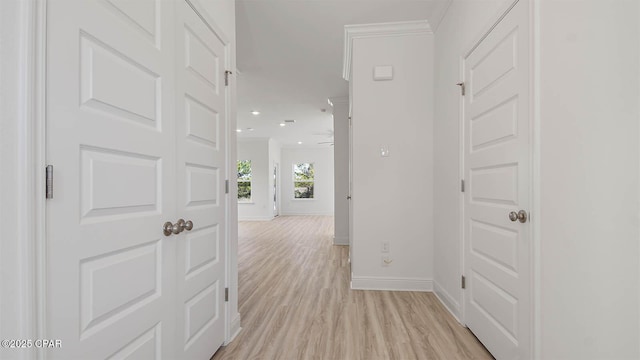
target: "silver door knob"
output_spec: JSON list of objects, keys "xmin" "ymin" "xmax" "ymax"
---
[
  {"xmin": 509, "ymin": 210, "xmax": 528, "ymax": 223},
  {"xmin": 163, "ymin": 221, "xmax": 182, "ymax": 236},
  {"xmin": 184, "ymin": 220, "xmax": 193, "ymax": 231},
  {"xmin": 163, "ymin": 219, "xmax": 194, "ymax": 236},
  {"xmin": 176, "ymin": 218, "xmax": 186, "ymax": 232}
]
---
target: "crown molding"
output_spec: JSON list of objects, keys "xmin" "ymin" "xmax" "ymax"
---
[{"xmin": 343, "ymin": 20, "xmax": 432, "ymax": 81}]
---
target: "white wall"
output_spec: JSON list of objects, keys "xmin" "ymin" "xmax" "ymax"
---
[
  {"xmin": 330, "ymin": 97, "xmax": 350, "ymax": 245},
  {"xmin": 237, "ymin": 138, "xmax": 274, "ymax": 220},
  {"xmin": 349, "ymin": 30, "xmax": 434, "ymax": 291},
  {"xmin": 432, "ymin": 0, "xmax": 505, "ymax": 321},
  {"xmin": 280, "ymin": 147, "xmax": 335, "ymax": 215},
  {"xmin": 538, "ymin": 0, "xmax": 639, "ymax": 358},
  {"xmin": 434, "ymin": 0, "xmax": 640, "ymax": 358}
]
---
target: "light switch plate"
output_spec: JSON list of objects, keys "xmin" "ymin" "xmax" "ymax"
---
[{"xmin": 373, "ymin": 65, "xmax": 393, "ymax": 81}]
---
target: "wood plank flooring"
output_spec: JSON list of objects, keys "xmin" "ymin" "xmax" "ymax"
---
[{"xmin": 212, "ymin": 216, "xmax": 493, "ymax": 360}]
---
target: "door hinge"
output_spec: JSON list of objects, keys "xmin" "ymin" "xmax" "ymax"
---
[
  {"xmin": 225, "ymin": 180, "xmax": 229, "ymax": 194},
  {"xmin": 46, "ymin": 165, "xmax": 54, "ymax": 199},
  {"xmin": 461, "ymin": 179, "xmax": 465, "ymax": 192},
  {"xmin": 225, "ymin": 70, "xmax": 233, "ymax": 86},
  {"xmin": 225, "ymin": 287, "xmax": 229, "ymax": 302},
  {"xmin": 461, "ymin": 275, "xmax": 466, "ymax": 289},
  {"xmin": 456, "ymin": 82, "xmax": 465, "ymax": 96}
]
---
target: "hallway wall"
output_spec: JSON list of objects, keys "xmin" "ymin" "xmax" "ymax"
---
[
  {"xmin": 348, "ymin": 27, "xmax": 434, "ymax": 290},
  {"xmin": 537, "ymin": 0, "xmax": 639, "ymax": 357},
  {"xmin": 330, "ymin": 96, "xmax": 350, "ymax": 245}
]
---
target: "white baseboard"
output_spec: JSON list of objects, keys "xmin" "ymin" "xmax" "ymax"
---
[
  {"xmin": 279, "ymin": 212, "xmax": 334, "ymax": 216},
  {"xmin": 433, "ymin": 281, "xmax": 462, "ymax": 323},
  {"xmin": 238, "ymin": 216, "xmax": 274, "ymax": 221},
  {"xmin": 225, "ymin": 312, "xmax": 242, "ymax": 345},
  {"xmin": 333, "ymin": 236, "xmax": 349, "ymax": 245},
  {"xmin": 351, "ymin": 276, "xmax": 433, "ymax": 292}
]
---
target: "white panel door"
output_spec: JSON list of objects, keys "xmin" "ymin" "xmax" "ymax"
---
[
  {"xmin": 46, "ymin": 0, "xmax": 177, "ymax": 358},
  {"xmin": 462, "ymin": 1, "xmax": 530, "ymax": 359},
  {"xmin": 175, "ymin": 1, "xmax": 227, "ymax": 358}
]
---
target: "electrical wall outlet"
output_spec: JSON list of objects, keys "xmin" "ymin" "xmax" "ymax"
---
[
  {"xmin": 381, "ymin": 256, "xmax": 392, "ymax": 267},
  {"xmin": 381, "ymin": 242, "xmax": 390, "ymax": 253}
]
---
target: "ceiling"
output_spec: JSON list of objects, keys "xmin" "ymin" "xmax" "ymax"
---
[{"xmin": 235, "ymin": 0, "xmax": 449, "ymax": 147}]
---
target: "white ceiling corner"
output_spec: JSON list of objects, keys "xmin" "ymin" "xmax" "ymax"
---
[
  {"xmin": 427, "ymin": 0, "xmax": 453, "ymax": 33},
  {"xmin": 235, "ymin": 0, "xmax": 444, "ymax": 147}
]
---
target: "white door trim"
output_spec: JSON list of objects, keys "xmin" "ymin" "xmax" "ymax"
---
[
  {"xmin": 185, "ymin": 0, "xmax": 230, "ymax": 45},
  {"xmin": 0, "ymin": 0, "xmax": 47, "ymax": 359},
  {"xmin": 530, "ymin": 0, "xmax": 542, "ymax": 358},
  {"xmin": 4, "ymin": 0, "xmax": 237, "ymax": 357},
  {"xmin": 458, "ymin": 0, "xmax": 540, "ymax": 359}
]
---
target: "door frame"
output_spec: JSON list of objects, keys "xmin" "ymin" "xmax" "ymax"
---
[
  {"xmin": 273, "ymin": 162, "xmax": 280, "ymax": 217},
  {"xmin": 458, "ymin": 0, "xmax": 541, "ymax": 358},
  {"xmin": 0, "ymin": 1, "xmax": 48, "ymax": 359},
  {"xmin": 2, "ymin": 1, "xmax": 237, "ymax": 358}
]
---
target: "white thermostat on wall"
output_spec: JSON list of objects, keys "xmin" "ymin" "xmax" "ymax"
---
[{"xmin": 373, "ymin": 65, "xmax": 393, "ymax": 81}]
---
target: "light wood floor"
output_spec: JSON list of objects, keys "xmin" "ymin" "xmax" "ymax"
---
[{"xmin": 212, "ymin": 216, "xmax": 493, "ymax": 360}]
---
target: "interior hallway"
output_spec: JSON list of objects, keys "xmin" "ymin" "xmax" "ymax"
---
[{"xmin": 213, "ymin": 216, "xmax": 493, "ymax": 360}]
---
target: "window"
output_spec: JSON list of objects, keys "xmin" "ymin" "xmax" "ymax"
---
[
  {"xmin": 237, "ymin": 160, "xmax": 252, "ymax": 202},
  {"xmin": 293, "ymin": 163, "xmax": 314, "ymax": 199}
]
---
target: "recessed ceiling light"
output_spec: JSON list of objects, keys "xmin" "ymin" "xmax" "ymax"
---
[
  {"xmin": 279, "ymin": 123, "xmax": 286, "ymax": 127},
  {"xmin": 251, "ymin": 111, "xmax": 260, "ymax": 115},
  {"xmin": 297, "ymin": 141, "xmax": 302, "ymax": 145},
  {"xmin": 236, "ymin": 129, "xmax": 242, "ymax": 133}
]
